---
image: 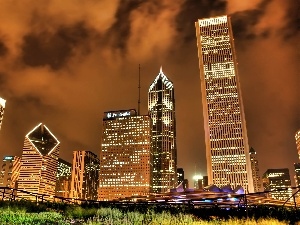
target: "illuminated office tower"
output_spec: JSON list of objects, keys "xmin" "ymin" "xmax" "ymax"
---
[
  {"xmin": 294, "ymin": 163, "xmax": 300, "ymax": 187},
  {"xmin": 0, "ymin": 97, "xmax": 5, "ymax": 131},
  {"xmin": 70, "ymin": 150, "xmax": 99, "ymax": 201},
  {"xmin": 99, "ymin": 109, "xmax": 151, "ymax": 201},
  {"xmin": 177, "ymin": 168, "xmax": 184, "ymax": 186},
  {"xmin": 0, "ymin": 156, "xmax": 21, "ymax": 188},
  {"xmin": 249, "ymin": 147, "xmax": 262, "ymax": 192},
  {"xmin": 262, "ymin": 168, "xmax": 292, "ymax": 201},
  {"xmin": 294, "ymin": 163, "xmax": 300, "ymax": 203},
  {"xmin": 296, "ymin": 130, "xmax": 300, "ymax": 160},
  {"xmin": 195, "ymin": 15, "xmax": 253, "ymax": 192},
  {"xmin": 18, "ymin": 123, "xmax": 60, "ymax": 200},
  {"xmin": 148, "ymin": 68, "xmax": 177, "ymax": 193},
  {"xmin": 55, "ymin": 158, "xmax": 72, "ymax": 198}
]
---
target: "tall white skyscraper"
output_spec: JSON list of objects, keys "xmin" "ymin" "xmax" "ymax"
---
[
  {"xmin": 18, "ymin": 123, "xmax": 60, "ymax": 200},
  {"xmin": 0, "ymin": 97, "xmax": 6, "ymax": 132},
  {"xmin": 148, "ymin": 68, "xmax": 177, "ymax": 193},
  {"xmin": 195, "ymin": 15, "xmax": 254, "ymax": 192}
]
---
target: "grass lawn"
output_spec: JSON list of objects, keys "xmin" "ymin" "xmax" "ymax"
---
[{"xmin": 0, "ymin": 206, "xmax": 293, "ymax": 225}]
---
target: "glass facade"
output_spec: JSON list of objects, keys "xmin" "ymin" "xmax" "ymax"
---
[
  {"xmin": 55, "ymin": 158, "xmax": 72, "ymax": 198},
  {"xmin": 70, "ymin": 150, "xmax": 100, "ymax": 201},
  {"xmin": 99, "ymin": 110, "xmax": 151, "ymax": 200},
  {"xmin": 195, "ymin": 15, "xmax": 253, "ymax": 192},
  {"xmin": 262, "ymin": 168, "xmax": 292, "ymax": 201},
  {"xmin": 148, "ymin": 69, "xmax": 177, "ymax": 193}
]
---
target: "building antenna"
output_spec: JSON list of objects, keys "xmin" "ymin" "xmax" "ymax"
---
[{"xmin": 138, "ymin": 64, "xmax": 141, "ymax": 115}]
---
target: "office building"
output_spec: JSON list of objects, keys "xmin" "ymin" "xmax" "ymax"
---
[
  {"xmin": 177, "ymin": 168, "xmax": 184, "ymax": 186},
  {"xmin": 0, "ymin": 156, "xmax": 21, "ymax": 188},
  {"xmin": 183, "ymin": 179, "xmax": 189, "ymax": 189},
  {"xmin": 18, "ymin": 123, "xmax": 60, "ymax": 201},
  {"xmin": 55, "ymin": 158, "xmax": 72, "ymax": 198},
  {"xmin": 294, "ymin": 163, "xmax": 300, "ymax": 202},
  {"xmin": 193, "ymin": 175, "xmax": 203, "ymax": 189},
  {"xmin": 195, "ymin": 15, "xmax": 254, "ymax": 192},
  {"xmin": 296, "ymin": 130, "xmax": 300, "ymax": 160},
  {"xmin": 249, "ymin": 147, "xmax": 262, "ymax": 192},
  {"xmin": 148, "ymin": 68, "xmax": 177, "ymax": 193},
  {"xmin": 70, "ymin": 150, "xmax": 99, "ymax": 201},
  {"xmin": 203, "ymin": 175, "xmax": 209, "ymax": 187},
  {"xmin": 262, "ymin": 168, "xmax": 292, "ymax": 201},
  {"xmin": 0, "ymin": 97, "xmax": 5, "ymax": 132},
  {"xmin": 294, "ymin": 163, "xmax": 300, "ymax": 187},
  {"xmin": 99, "ymin": 109, "xmax": 151, "ymax": 200}
]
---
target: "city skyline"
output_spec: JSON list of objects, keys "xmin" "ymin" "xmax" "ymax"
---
[{"xmin": 0, "ymin": 1, "xmax": 298, "ymax": 183}]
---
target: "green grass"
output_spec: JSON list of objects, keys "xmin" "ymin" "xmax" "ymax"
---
[
  {"xmin": 0, "ymin": 208, "xmax": 68, "ymax": 225},
  {"xmin": 0, "ymin": 203, "xmax": 297, "ymax": 225},
  {"xmin": 83, "ymin": 208, "xmax": 289, "ymax": 225}
]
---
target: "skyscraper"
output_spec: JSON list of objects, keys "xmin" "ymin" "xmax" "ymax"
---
[
  {"xmin": 177, "ymin": 168, "xmax": 184, "ymax": 186},
  {"xmin": 0, "ymin": 156, "xmax": 21, "ymax": 188},
  {"xmin": 195, "ymin": 15, "xmax": 254, "ymax": 192},
  {"xmin": 148, "ymin": 68, "xmax": 177, "ymax": 193},
  {"xmin": 262, "ymin": 168, "xmax": 292, "ymax": 201},
  {"xmin": 295, "ymin": 130, "xmax": 300, "ymax": 160},
  {"xmin": 55, "ymin": 158, "xmax": 72, "ymax": 198},
  {"xmin": 70, "ymin": 150, "xmax": 100, "ymax": 201},
  {"xmin": 249, "ymin": 147, "xmax": 262, "ymax": 192},
  {"xmin": 18, "ymin": 123, "xmax": 60, "ymax": 201},
  {"xmin": 99, "ymin": 109, "xmax": 151, "ymax": 200},
  {"xmin": 0, "ymin": 97, "xmax": 6, "ymax": 132},
  {"xmin": 294, "ymin": 163, "xmax": 300, "ymax": 187}
]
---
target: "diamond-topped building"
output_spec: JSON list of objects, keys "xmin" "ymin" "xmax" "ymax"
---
[
  {"xmin": 148, "ymin": 68, "xmax": 177, "ymax": 193},
  {"xmin": 18, "ymin": 123, "xmax": 60, "ymax": 200},
  {"xmin": 195, "ymin": 15, "xmax": 254, "ymax": 192}
]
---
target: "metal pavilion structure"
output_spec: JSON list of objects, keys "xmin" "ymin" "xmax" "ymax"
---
[{"xmin": 0, "ymin": 186, "xmax": 299, "ymax": 209}]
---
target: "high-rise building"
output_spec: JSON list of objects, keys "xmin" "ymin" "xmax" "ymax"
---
[
  {"xmin": 18, "ymin": 123, "xmax": 60, "ymax": 201},
  {"xmin": 55, "ymin": 158, "xmax": 72, "ymax": 198},
  {"xmin": 193, "ymin": 175, "xmax": 204, "ymax": 189},
  {"xmin": 203, "ymin": 175, "xmax": 209, "ymax": 187},
  {"xmin": 99, "ymin": 109, "xmax": 151, "ymax": 201},
  {"xmin": 70, "ymin": 150, "xmax": 99, "ymax": 201},
  {"xmin": 294, "ymin": 163, "xmax": 300, "ymax": 202},
  {"xmin": 295, "ymin": 130, "xmax": 300, "ymax": 160},
  {"xmin": 148, "ymin": 68, "xmax": 177, "ymax": 193},
  {"xmin": 262, "ymin": 168, "xmax": 292, "ymax": 201},
  {"xmin": 195, "ymin": 15, "xmax": 254, "ymax": 192},
  {"xmin": 294, "ymin": 163, "xmax": 300, "ymax": 187},
  {"xmin": 249, "ymin": 147, "xmax": 262, "ymax": 192},
  {"xmin": 0, "ymin": 156, "xmax": 21, "ymax": 188},
  {"xmin": 177, "ymin": 168, "xmax": 184, "ymax": 186},
  {"xmin": 0, "ymin": 97, "xmax": 6, "ymax": 132}
]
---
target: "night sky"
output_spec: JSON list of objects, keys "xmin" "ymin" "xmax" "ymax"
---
[{"xmin": 0, "ymin": 0, "xmax": 298, "ymax": 184}]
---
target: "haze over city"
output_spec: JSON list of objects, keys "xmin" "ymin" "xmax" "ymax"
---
[{"xmin": 0, "ymin": 0, "xmax": 298, "ymax": 183}]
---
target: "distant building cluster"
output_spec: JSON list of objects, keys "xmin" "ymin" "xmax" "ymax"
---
[{"xmin": 0, "ymin": 15, "xmax": 298, "ymax": 203}]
